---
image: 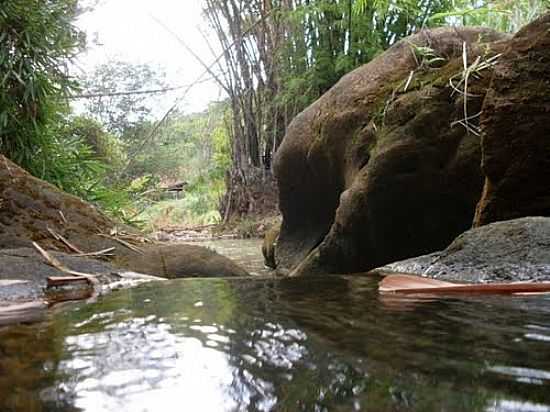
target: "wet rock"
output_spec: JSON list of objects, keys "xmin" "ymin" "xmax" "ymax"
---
[
  {"xmin": 374, "ymin": 217, "xmax": 550, "ymax": 283},
  {"xmin": 273, "ymin": 27, "xmax": 508, "ymax": 276},
  {"xmin": 474, "ymin": 14, "xmax": 550, "ymax": 226},
  {"xmin": 0, "ymin": 248, "xmax": 162, "ymax": 306},
  {"xmin": 114, "ymin": 244, "xmax": 250, "ymax": 278}
]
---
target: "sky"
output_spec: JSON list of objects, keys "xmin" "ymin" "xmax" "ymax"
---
[{"xmin": 74, "ymin": 0, "xmax": 223, "ymax": 115}]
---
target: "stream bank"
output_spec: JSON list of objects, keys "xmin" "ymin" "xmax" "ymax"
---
[{"xmin": 0, "ymin": 155, "xmax": 257, "ymax": 324}]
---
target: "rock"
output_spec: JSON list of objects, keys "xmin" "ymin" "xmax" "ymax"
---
[
  {"xmin": 114, "ymin": 244, "xmax": 250, "ymax": 278},
  {"xmin": 0, "ymin": 248, "xmax": 161, "ymax": 306},
  {"xmin": 0, "ymin": 154, "xmax": 127, "ymax": 253},
  {"xmin": 262, "ymin": 223, "xmax": 280, "ymax": 269},
  {"xmin": 0, "ymin": 155, "xmax": 250, "ymax": 280},
  {"xmin": 273, "ymin": 27, "xmax": 508, "ymax": 275},
  {"xmin": 374, "ymin": 217, "xmax": 550, "ymax": 284},
  {"xmin": 474, "ymin": 14, "xmax": 550, "ymax": 226}
]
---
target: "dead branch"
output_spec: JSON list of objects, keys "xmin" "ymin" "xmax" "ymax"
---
[
  {"xmin": 47, "ymin": 228, "xmax": 85, "ymax": 254},
  {"xmin": 97, "ymin": 234, "xmax": 144, "ymax": 254},
  {"xmin": 32, "ymin": 242, "xmax": 98, "ymax": 284}
]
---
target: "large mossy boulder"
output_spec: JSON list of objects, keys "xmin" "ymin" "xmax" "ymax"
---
[
  {"xmin": 273, "ymin": 27, "xmax": 508, "ymax": 276},
  {"xmin": 275, "ymin": 14, "xmax": 550, "ymax": 277},
  {"xmin": 375, "ymin": 217, "xmax": 550, "ymax": 284}
]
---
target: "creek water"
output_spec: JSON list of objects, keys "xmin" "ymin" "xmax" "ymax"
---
[{"xmin": 1, "ymin": 242, "xmax": 550, "ymax": 411}]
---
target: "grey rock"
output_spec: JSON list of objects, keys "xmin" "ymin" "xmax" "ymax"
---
[
  {"xmin": 0, "ymin": 248, "xmax": 163, "ymax": 306},
  {"xmin": 375, "ymin": 217, "xmax": 550, "ymax": 283}
]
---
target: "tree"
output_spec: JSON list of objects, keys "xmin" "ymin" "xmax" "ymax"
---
[
  {"xmin": 62, "ymin": 115, "xmax": 126, "ymax": 169},
  {"xmin": 79, "ymin": 60, "xmax": 167, "ymax": 138},
  {"xmin": 0, "ymin": 0, "xmax": 85, "ymax": 174}
]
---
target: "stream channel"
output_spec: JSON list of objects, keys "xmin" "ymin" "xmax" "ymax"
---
[{"xmin": 1, "ymin": 239, "xmax": 550, "ymax": 411}]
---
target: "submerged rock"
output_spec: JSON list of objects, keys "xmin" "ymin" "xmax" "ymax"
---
[
  {"xmin": 114, "ymin": 244, "xmax": 250, "ymax": 278},
  {"xmin": 262, "ymin": 223, "xmax": 280, "ymax": 269},
  {"xmin": 375, "ymin": 217, "xmax": 550, "ymax": 283}
]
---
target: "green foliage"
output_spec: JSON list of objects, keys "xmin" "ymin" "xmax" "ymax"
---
[
  {"xmin": 0, "ymin": 0, "xmax": 84, "ymax": 171},
  {"xmin": 75, "ymin": 57, "xmax": 231, "ymax": 227},
  {"xmin": 102, "ymin": 101, "xmax": 231, "ymax": 228},
  {"xmin": 49, "ymin": 116, "xmax": 141, "ymax": 223},
  {"xmin": 276, "ymin": 0, "xmax": 454, "ymax": 116},
  {"xmin": 63, "ymin": 116, "xmax": 126, "ymax": 168},
  {"xmin": 38, "ymin": 122, "xmax": 105, "ymax": 197},
  {"xmin": 429, "ymin": 0, "xmax": 550, "ymax": 32},
  {"xmin": 0, "ymin": 0, "xmax": 138, "ymax": 222}
]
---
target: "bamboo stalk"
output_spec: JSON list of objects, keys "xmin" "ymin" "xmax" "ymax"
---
[{"xmin": 72, "ymin": 247, "xmax": 116, "ymax": 257}]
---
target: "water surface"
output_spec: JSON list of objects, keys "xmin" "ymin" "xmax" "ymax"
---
[
  {"xmin": 1, "ymin": 276, "xmax": 550, "ymax": 411},
  {"xmin": 192, "ymin": 238, "xmax": 268, "ymax": 276}
]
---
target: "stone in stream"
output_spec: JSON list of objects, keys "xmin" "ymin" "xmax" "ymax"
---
[
  {"xmin": 0, "ymin": 247, "xmax": 162, "ymax": 307},
  {"xmin": 374, "ymin": 217, "xmax": 550, "ymax": 284},
  {"xmin": 114, "ymin": 244, "xmax": 250, "ymax": 278}
]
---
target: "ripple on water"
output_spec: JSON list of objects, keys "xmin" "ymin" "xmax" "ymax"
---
[{"xmin": 1, "ymin": 275, "xmax": 550, "ymax": 411}]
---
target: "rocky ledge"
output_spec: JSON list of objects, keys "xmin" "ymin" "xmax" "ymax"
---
[{"xmin": 374, "ymin": 217, "xmax": 550, "ymax": 284}]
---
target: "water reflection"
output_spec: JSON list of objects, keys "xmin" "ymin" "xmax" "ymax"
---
[{"xmin": 1, "ymin": 276, "xmax": 550, "ymax": 411}]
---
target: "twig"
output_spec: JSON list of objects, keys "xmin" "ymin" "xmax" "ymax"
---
[
  {"xmin": 3, "ymin": 156, "xmax": 13, "ymax": 178},
  {"xmin": 72, "ymin": 247, "xmax": 116, "ymax": 257},
  {"xmin": 0, "ymin": 301, "xmax": 48, "ymax": 326},
  {"xmin": 47, "ymin": 276, "xmax": 90, "ymax": 287},
  {"xmin": 58, "ymin": 210, "xmax": 67, "ymax": 224},
  {"xmin": 45, "ymin": 287, "xmax": 94, "ymax": 304},
  {"xmin": 98, "ymin": 234, "xmax": 144, "ymax": 254},
  {"xmin": 449, "ymin": 43, "xmax": 501, "ymax": 134},
  {"xmin": 67, "ymin": 79, "xmax": 214, "ymax": 99},
  {"xmin": 47, "ymin": 228, "xmax": 85, "ymax": 254},
  {"xmin": 403, "ymin": 70, "xmax": 415, "ymax": 92}
]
